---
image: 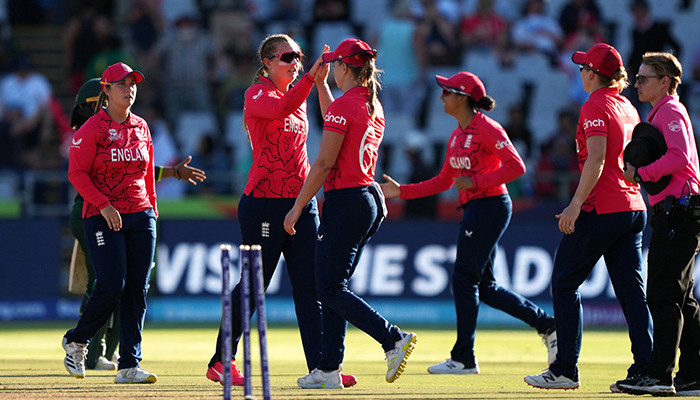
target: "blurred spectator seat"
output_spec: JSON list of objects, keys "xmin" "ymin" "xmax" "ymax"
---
[{"xmin": 175, "ymin": 111, "xmax": 218, "ymax": 157}]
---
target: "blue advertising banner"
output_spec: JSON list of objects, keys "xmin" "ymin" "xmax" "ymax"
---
[{"xmin": 3, "ymin": 207, "xmax": 700, "ymax": 325}]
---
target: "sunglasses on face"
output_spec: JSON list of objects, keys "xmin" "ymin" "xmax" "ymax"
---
[
  {"xmin": 635, "ymin": 74, "xmax": 663, "ymax": 84},
  {"xmin": 267, "ymin": 51, "xmax": 302, "ymax": 64},
  {"xmin": 579, "ymin": 65, "xmax": 597, "ymax": 72}
]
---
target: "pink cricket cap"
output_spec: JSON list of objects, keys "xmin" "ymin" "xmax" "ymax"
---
[
  {"xmin": 571, "ymin": 42, "xmax": 623, "ymax": 79},
  {"xmin": 322, "ymin": 38, "xmax": 377, "ymax": 67},
  {"xmin": 435, "ymin": 71, "xmax": 486, "ymax": 101},
  {"xmin": 100, "ymin": 62, "xmax": 144, "ymax": 88}
]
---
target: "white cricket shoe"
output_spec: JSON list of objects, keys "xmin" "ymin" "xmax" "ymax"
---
[
  {"xmin": 524, "ymin": 368, "xmax": 580, "ymax": 390},
  {"xmin": 539, "ymin": 330, "xmax": 557, "ymax": 365},
  {"xmin": 62, "ymin": 337, "xmax": 88, "ymax": 379},
  {"xmin": 93, "ymin": 356, "xmax": 118, "ymax": 371},
  {"xmin": 427, "ymin": 358, "xmax": 479, "ymax": 374},
  {"xmin": 115, "ymin": 367, "xmax": 158, "ymax": 384},
  {"xmin": 297, "ymin": 368, "xmax": 343, "ymax": 389},
  {"xmin": 385, "ymin": 330, "xmax": 417, "ymax": 382}
]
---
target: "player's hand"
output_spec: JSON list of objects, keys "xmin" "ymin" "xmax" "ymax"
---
[
  {"xmin": 309, "ymin": 45, "xmax": 330, "ymax": 84},
  {"xmin": 380, "ymin": 174, "xmax": 401, "ymax": 198},
  {"xmin": 284, "ymin": 207, "xmax": 302, "ymax": 235},
  {"xmin": 176, "ymin": 155, "xmax": 206, "ymax": 185},
  {"xmin": 556, "ymin": 203, "xmax": 580, "ymax": 235},
  {"xmin": 100, "ymin": 205, "xmax": 122, "ymax": 231},
  {"xmin": 453, "ymin": 176, "xmax": 474, "ymax": 191}
]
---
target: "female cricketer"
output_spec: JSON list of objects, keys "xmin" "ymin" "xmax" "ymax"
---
[
  {"xmin": 68, "ymin": 77, "xmax": 205, "ymax": 372},
  {"xmin": 63, "ymin": 62, "xmax": 158, "ymax": 384},
  {"xmin": 381, "ymin": 71, "xmax": 556, "ymax": 375},
  {"xmin": 205, "ymin": 34, "xmax": 357, "ymax": 388},
  {"xmin": 525, "ymin": 43, "xmax": 652, "ymax": 391},
  {"xmin": 285, "ymin": 38, "xmax": 417, "ymax": 389}
]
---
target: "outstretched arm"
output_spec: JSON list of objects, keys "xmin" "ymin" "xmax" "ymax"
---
[{"xmin": 156, "ymin": 155, "xmax": 207, "ymax": 185}]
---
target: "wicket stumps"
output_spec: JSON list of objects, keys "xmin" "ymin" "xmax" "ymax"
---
[
  {"xmin": 219, "ymin": 244, "xmax": 233, "ymax": 400},
  {"xmin": 239, "ymin": 244, "xmax": 271, "ymax": 400}
]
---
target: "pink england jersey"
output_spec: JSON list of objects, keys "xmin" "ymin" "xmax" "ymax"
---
[
  {"xmin": 243, "ymin": 74, "xmax": 314, "ymax": 198},
  {"xmin": 68, "ymin": 108, "xmax": 157, "ymax": 218},
  {"xmin": 576, "ymin": 87, "xmax": 646, "ymax": 213},
  {"xmin": 323, "ymin": 86, "xmax": 384, "ymax": 190},
  {"xmin": 400, "ymin": 112, "xmax": 525, "ymax": 205}
]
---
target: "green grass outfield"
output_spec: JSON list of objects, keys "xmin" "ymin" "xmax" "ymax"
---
[{"xmin": 1, "ymin": 322, "xmax": 642, "ymax": 399}]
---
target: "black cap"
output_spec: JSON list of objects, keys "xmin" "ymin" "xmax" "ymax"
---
[{"xmin": 623, "ymin": 122, "xmax": 671, "ymax": 195}]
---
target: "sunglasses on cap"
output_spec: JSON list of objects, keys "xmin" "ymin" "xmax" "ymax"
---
[
  {"xmin": 267, "ymin": 50, "xmax": 302, "ymax": 64},
  {"xmin": 442, "ymin": 87, "xmax": 466, "ymax": 97},
  {"xmin": 579, "ymin": 65, "xmax": 598, "ymax": 72},
  {"xmin": 326, "ymin": 49, "xmax": 378, "ymax": 64}
]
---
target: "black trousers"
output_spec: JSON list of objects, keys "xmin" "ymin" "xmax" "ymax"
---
[{"xmin": 647, "ymin": 206, "xmax": 700, "ymax": 383}]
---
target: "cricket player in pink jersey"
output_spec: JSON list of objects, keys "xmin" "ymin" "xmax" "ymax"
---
[
  {"xmin": 205, "ymin": 34, "xmax": 357, "ymax": 388},
  {"xmin": 617, "ymin": 52, "xmax": 700, "ymax": 396},
  {"xmin": 525, "ymin": 43, "xmax": 652, "ymax": 391},
  {"xmin": 63, "ymin": 62, "xmax": 158, "ymax": 384},
  {"xmin": 284, "ymin": 38, "xmax": 416, "ymax": 389},
  {"xmin": 381, "ymin": 71, "xmax": 556, "ymax": 375}
]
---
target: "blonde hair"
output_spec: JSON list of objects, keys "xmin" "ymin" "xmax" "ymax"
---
[
  {"xmin": 252, "ymin": 33, "xmax": 301, "ymax": 83},
  {"xmin": 345, "ymin": 57, "xmax": 383, "ymax": 118},
  {"xmin": 597, "ymin": 66, "xmax": 630, "ymax": 92},
  {"xmin": 641, "ymin": 52, "xmax": 683, "ymax": 95},
  {"xmin": 244, "ymin": 34, "xmax": 303, "ymax": 138}
]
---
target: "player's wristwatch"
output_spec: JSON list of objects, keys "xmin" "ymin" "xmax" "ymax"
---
[{"xmin": 633, "ymin": 170, "xmax": 643, "ymax": 183}]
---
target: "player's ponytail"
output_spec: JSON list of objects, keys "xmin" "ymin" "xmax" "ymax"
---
[
  {"xmin": 609, "ymin": 67, "xmax": 630, "ymax": 92},
  {"xmin": 467, "ymin": 95, "xmax": 496, "ymax": 112},
  {"xmin": 352, "ymin": 57, "xmax": 383, "ymax": 118},
  {"xmin": 95, "ymin": 90, "xmax": 108, "ymax": 113}
]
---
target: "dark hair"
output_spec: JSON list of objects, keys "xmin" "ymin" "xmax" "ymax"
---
[
  {"xmin": 71, "ymin": 104, "xmax": 95, "ymax": 128},
  {"xmin": 343, "ymin": 56, "xmax": 383, "ymax": 118},
  {"xmin": 467, "ymin": 95, "xmax": 496, "ymax": 112}
]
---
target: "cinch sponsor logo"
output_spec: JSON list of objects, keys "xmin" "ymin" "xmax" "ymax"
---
[
  {"xmin": 449, "ymin": 156, "xmax": 471, "ymax": 169},
  {"xmin": 584, "ymin": 118, "xmax": 605, "ymax": 129},
  {"xmin": 111, "ymin": 148, "xmax": 145, "ymax": 162},
  {"xmin": 324, "ymin": 113, "xmax": 347, "ymax": 125},
  {"xmin": 494, "ymin": 139, "xmax": 512, "ymax": 149}
]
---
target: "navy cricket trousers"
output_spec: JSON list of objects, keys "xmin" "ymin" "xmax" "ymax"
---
[
  {"xmin": 209, "ymin": 194, "xmax": 323, "ymax": 371},
  {"xmin": 315, "ymin": 184, "xmax": 401, "ymax": 371},
  {"xmin": 450, "ymin": 194, "xmax": 553, "ymax": 366},
  {"xmin": 549, "ymin": 209, "xmax": 652, "ymax": 379},
  {"xmin": 65, "ymin": 208, "xmax": 156, "ymax": 370}
]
